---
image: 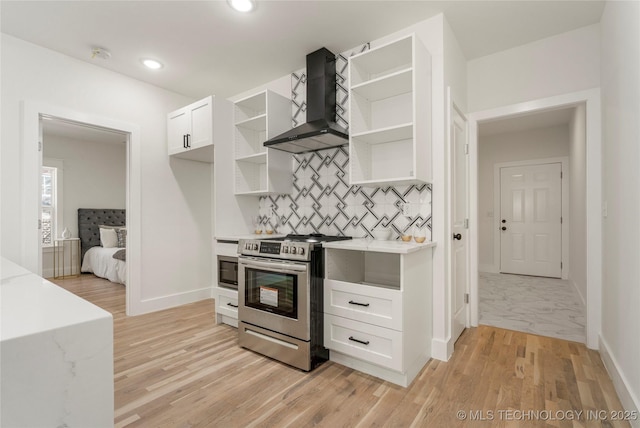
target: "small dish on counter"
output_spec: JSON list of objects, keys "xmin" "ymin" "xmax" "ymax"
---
[
  {"xmin": 372, "ymin": 227, "xmax": 391, "ymax": 241},
  {"xmin": 400, "ymin": 234, "xmax": 412, "ymax": 242}
]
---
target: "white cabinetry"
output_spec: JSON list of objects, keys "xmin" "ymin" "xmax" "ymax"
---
[
  {"xmin": 234, "ymin": 90, "xmax": 293, "ymax": 195},
  {"xmin": 323, "ymin": 245, "xmax": 433, "ymax": 387},
  {"xmin": 348, "ymin": 33, "xmax": 431, "ymax": 186},
  {"xmin": 168, "ymin": 95, "xmax": 230, "ymax": 162},
  {"xmin": 214, "ymin": 240, "xmax": 239, "ymax": 327}
]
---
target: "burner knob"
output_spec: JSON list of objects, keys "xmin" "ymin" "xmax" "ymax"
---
[
  {"xmin": 245, "ymin": 243, "xmax": 250, "ymax": 250},
  {"xmin": 290, "ymin": 247, "xmax": 297, "ymax": 255},
  {"xmin": 283, "ymin": 246, "xmax": 289, "ymax": 254},
  {"xmin": 298, "ymin": 247, "xmax": 305, "ymax": 255}
]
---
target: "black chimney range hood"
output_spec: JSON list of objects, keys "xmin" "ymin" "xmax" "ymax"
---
[{"xmin": 263, "ymin": 47, "xmax": 348, "ymax": 154}]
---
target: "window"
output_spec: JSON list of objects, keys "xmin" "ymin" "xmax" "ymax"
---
[{"xmin": 41, "ymin": 159, "xmax": 63, "ymax": 247}]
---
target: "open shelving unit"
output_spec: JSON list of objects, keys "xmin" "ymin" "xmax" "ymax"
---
[
  {"xmin": 233, "ymin": 90, "xmax": 293, "ymax": 195},
  {"xmin": 348, "ymin": 33, "xmax": 432, "ymax": 187}
]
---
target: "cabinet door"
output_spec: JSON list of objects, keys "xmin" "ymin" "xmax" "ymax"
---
[
  {"xmin": 189, "ymin": 98, "xmax": 213, "ymax": 150},
  {"xmin": 167, "ymin": 107, "xmax": 190, "ymax": 155}
]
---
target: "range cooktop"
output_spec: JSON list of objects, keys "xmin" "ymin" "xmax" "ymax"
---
[
  {"xmin": 274, "ymin": 233, "xmax": 352, "ymax": 243},
  {"xmin": 238, "ymin": 234, "xmax": 351, "ymax": 261}
]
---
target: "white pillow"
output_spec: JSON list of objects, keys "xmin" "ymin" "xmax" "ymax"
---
[{"xmin": 99, "ymin": 227, "xmax": 118, "ymax": 248}]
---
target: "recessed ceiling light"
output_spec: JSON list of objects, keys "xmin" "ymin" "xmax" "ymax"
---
[
  {"xmin": 142, "ymin": 59, "xmax": 163, "ymax": 70},
  {"xmin": 228, "ymin": 0, "xmax": 255, "ymax": 12}
]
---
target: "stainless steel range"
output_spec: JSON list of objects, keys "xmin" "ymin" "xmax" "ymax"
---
[{"xmin": 237, "ymin": 234, "xmax": 351, "ymax": 371}]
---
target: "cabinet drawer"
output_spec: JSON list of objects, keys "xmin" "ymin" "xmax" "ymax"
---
[
  {"xmin": 216, "ymin": 242, "xmax": 239, "ymax": 257},
  {"xmin": 324, "ymin": 314, "xmax": 402, "ymax": 371},
  {"xmin": 217, "ymin": 289, "xmax": 238, "ymax": 319},
  {"xmin": 324, "ymin": 279, "xmax": 402, "ymax": 330}
]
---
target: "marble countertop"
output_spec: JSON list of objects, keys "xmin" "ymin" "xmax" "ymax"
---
[
  {"xmin": 323, "ymin": 238, "xmax": 437, "ymax": 254},
  {"xmin": 1, "ymin": 257, "xmax": 112, "ymax": 342}
]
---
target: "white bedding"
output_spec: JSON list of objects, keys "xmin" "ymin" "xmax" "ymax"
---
[{"xmin": 81, "ymin": 246, "xmax": 127, "ymax": 285}]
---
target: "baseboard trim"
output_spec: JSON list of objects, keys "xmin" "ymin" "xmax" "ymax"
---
[
  {"xmin": 133, "ymin": 287, "xmax": 214, "ymax": 315},
  {"xmin": 431, "ymin": 337, "xmax": 453, "ymax": 361},
  {"xmin": 569, "ymin": 278, "xmax": 587, "ymax": 309},
  {"xmin": 599, "ymin": 335, "xmax": 640, "ymax": 427},
  {"xmin": 479, "ymin": 263, "xmax": 498, "ymax": 273}
]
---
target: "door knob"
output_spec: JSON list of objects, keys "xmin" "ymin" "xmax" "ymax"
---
[
  {"xmin": 501, "ymin": 219, "xmax": 506, "ymax": 223},
  {"xmin": 453, "ymin": 233, "xmax": 462, "ymax": 240},
  {"xmin": 501, "ymin": 226, "xmax": 507, "ymax": 231}
]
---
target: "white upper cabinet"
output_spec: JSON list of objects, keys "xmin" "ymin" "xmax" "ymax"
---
[
  {"xmin": 234, "ymin": 90, "xmax": 293, "ymax": 195},
  {"xmin": 168, "ymin": 95, "xmax": 230, "ymax": 163},
  {"xmin": 348, "ymin": 34, "xmax": 432, "ymax": 187}
]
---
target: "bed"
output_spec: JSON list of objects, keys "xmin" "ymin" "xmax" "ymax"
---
[{"xmin": 78, "ymin": 208, "xmax": 127, "ymax": 285}]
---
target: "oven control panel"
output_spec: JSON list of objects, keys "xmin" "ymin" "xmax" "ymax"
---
[{"xmin": 238, "ymin": 239, "xmax": 311, "ymax": 261}]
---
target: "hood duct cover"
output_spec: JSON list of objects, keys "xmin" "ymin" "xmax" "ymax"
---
[{"xmin": 263, "ymin": 47, "xmax": 348, "ymax": 154}]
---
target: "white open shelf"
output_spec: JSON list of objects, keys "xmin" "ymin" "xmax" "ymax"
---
[
  {"xmin": 235, "ymin": 152, "xmax": 267, "ymax": 164},
  {"xmin": 351, "ymin": 123, "xmax": 413, "ymax": 145},
  {"xmin": 348, "ymin": 33, "xmax": 432, "ymax": 187},
  {"xmin": 350, "ymin": 68, "xmax": 412, "ymax": 101},
  {"xmin": 234, "ymin": 92, "xmax": 266, "ymax": 122},
  {"xmin": 349, "ymin": 36, "xmax": 413, "ymax": 86},
  {"xmin": 235, "ymin": 114, "xmax": 267, "ymax": 131},
  {"xmin": 233, "ymin": 90, "xmax": 293, "ymax": 196},
  {"xmin": 325, "ymin": 248, "xmax": 401, "ymax": 290}
]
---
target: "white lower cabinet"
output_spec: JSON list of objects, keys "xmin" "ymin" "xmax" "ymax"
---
[
  {"xmin": 214, "ymin": 240, "xmax": 239, "ymax": 327},
  {"xmin": 216, "ymin": 287, "xmax": 238, "ymax": 328},
  {"xmin": 324, "ymin": 313, "xmax": 403, "ymax": 371},
  {"xmin": 324, "ymin": 279, "xmax": 402, "ymax": 330},
  {"xmin": 323, "ymin": 244, "xmax": 433, "ymax": 387}
]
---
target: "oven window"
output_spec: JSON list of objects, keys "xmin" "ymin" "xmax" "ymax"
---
[{"xmin": 245, "ymin": 268, "xmax": 297, "ymax": 319}]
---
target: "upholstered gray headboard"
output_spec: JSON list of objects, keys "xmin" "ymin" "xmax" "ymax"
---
[{"xmin": 78, "ymin": 208, "xmax": 126, "ymax": 261}]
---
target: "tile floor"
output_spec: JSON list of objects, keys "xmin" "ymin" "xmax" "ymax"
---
[{"xmin": 479, "ymin": 272, "xmax": 586, "ymax": 343}]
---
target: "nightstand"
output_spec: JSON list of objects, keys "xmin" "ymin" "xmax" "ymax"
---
[{"xmin": 53, "ymin": 238, "xmax": 81, "ymax": 279}]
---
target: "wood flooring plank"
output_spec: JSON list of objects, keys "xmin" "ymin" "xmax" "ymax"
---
[{"xmin": 50, "ymin": 274, "xmax": 633, "ymax": 428}]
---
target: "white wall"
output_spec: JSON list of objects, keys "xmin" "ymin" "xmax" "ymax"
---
[
  {"xmin": 478, "ymin": 125, "xmax": 570, "ymax": 270},
  {"xmin": 444, "ymin": 18, "xmax": 468, "ymax": 113},
  {"xmin": 468, "ymin": 24, "xmax": 600, "ymax": 112},
  {"xmin": 1, "ymin": 34, "xmax": 214, "ymax": 313},
  {"xmin": 44, "ymin": 135, "xmax": 127, "ymax": 237},
  {"xmin": 599, "ymin": 0, "xmax": 640, "ymax": 417},
  {"xmin": 568, "ymin": 104, "xmax": 587, "ymax": 305}
]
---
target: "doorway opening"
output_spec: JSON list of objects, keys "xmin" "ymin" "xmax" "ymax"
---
[
  {"xmin": 21, "ymin": 101, "xmax": 141, "ymax": 315},
  {"xmin": 40, "ymin": 117, "xmax": 127, "ymax": 282},
  {"xmin": 477, "ymin": 107, "xmax": 583, "ymax": 343},
  {"xmin": 467, "ymin": 89, "xmax": 601, "ymax": 348}
]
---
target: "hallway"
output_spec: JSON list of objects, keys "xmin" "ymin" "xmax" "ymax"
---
[{"xmin": 479, "ymin": 272, "xmax": 586, "ymax": 343}]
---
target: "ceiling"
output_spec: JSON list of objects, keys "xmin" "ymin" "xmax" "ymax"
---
[{"xmin": 1, "ymin": 1, "xmax": 605, "ymax": 100}]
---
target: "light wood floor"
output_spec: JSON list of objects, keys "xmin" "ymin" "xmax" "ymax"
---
[{"xmin": 52, "ymin": 275, "xmax": 631, "ymax": 428}]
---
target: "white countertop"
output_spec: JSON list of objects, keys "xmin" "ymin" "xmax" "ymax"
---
[
  {"xmin": 1, "ymin": 257, "xmax": 112, "ymax": 342},
  {"xmin": 215, "ymin": 233, "xmax": 286, "ymax": 242},
  {"xmin": 323, "ymin": 238, "xmax": 437, "ymax": 254}
]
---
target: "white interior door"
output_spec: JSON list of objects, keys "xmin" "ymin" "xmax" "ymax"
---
[
  {"xmin": 500, "ymin": 163, "xmax": 562, "ymax": 278},
  {"xmin": 451, "ymin": 101, "xmax": 469, "ymax": 343}
]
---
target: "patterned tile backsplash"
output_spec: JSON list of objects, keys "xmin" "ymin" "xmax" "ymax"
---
[
  {"xmin": 258, "ymin": 147, "xmax": 432, "ymax": 240},
  {"xmin": 256, "ymin": 44, "xmax": 432, "ymax": 241}
]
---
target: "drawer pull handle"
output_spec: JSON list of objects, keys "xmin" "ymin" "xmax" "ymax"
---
[
  {"xmin": 348, "ymin": 300, "xmax": 370, "ymax": 307},
  {"xmin": 227, "ymin": 303, "xmax": 238, "ymax": 308},
  {"xmin": 348, "ymin": 336, "xmax": 370, "ymax": 346}
]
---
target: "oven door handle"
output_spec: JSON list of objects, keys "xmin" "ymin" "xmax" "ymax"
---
[{"xmin": 239, "ymin": 259, "xmax": 308, "ymax": 273}]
